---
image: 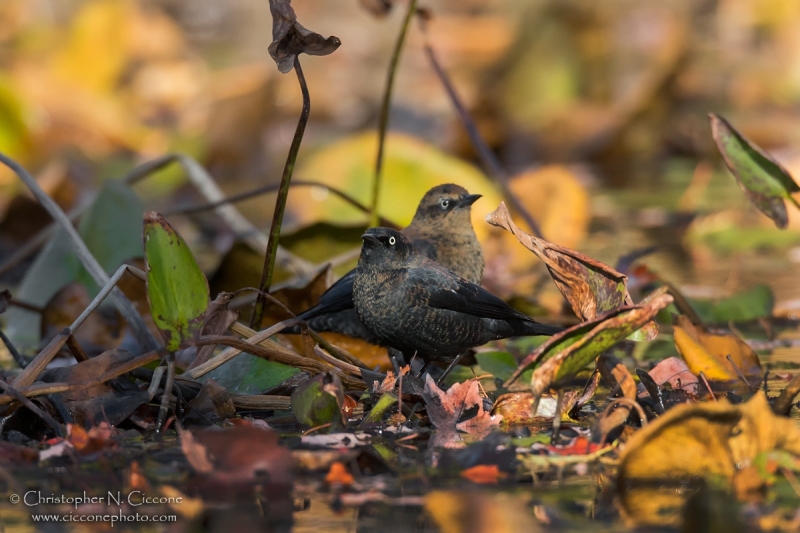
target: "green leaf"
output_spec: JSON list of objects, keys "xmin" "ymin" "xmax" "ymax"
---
[
  {"xmin": 538, "ymin": 293, "xmax": 673, "ymax": 393},
  {"xmin": 710, "ymin": 113, "xmax": 800, "ymax": 228},
  {"xmin": 475, "ymin": 351, "xmax": 517, "ymax": 381},
  {"xmin": 6, "ymin": 180, "xmax": 144, "ymax": 350},
  {"xmin": 143, "ymin": 212, "xmax": 209, "ymax": 351},
  {"xmin": 206, "ymin": 354, "xmax": 300, "ymax": 394},
  {"xmin": 290, "ymin": 372, "xmax": 345, "ymax": 431},
  {"xmin": 360, "ymin": 393, "xmax": 397, "ymax": 426},
  {"xmin": 689, "ymin": 284, "xmax": 774, "ymax": 324}
]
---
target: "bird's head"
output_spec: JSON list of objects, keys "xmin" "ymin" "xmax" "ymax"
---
[
  {"xmin": 359, "ymin": 227, "xmax": 415, "ymax": 269},
  {"xmin": 409, "ymin": 184, "xmax": 481, "ymax": 231}
]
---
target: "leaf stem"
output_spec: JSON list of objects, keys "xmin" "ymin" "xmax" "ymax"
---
[
  {"xmin": 370, "ymin": 0, "xmax": 419, "ymax": 228},
  {"xmin": 418, "ymin": 21, "xmax": 544, "ymax": 238},
  {"xmin": 251, "ymin": 58, "xmax": 310, "ymax": 328}
]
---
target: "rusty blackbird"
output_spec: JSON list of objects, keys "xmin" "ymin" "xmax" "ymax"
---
[
  {"xmin": 289, "ymin": 184, "xmax": 484, "ymax": 342},
  {"xmin": 352, "ymin": 227, "xmax": 564, "ymax": 373}
]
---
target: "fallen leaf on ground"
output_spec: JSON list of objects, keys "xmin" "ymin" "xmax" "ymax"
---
[
  {"xmin": 673, "ymin": 315, "xmax": 761, "ymax": 382},
  {"xmin": 617, "ymin": 392, "xmax": 800, "ymax": 527},
  {"xmin": 710, "ymin": 113, "xmax": 800, "ymax": 229},
  {"xmin": 647, "ymin": 356, "xmax": 698, "ymax": 394},
  {"xmin": 423, "ymin": 375, "xmax": 502, "ymax": 446},
  {"xmin": 290, "ymin": 371, "xmax": 345, "ymax": 431},
  {"xmin": 461, "ymin": 464, "xmax": 507, "ymax": 484},
  {"xmin": 505, "ymin": 293, "xmax": 672, "ymax": 403},
  {"xmin": 492, "ymin": 392, "xmax": 560, "ymax": 424},
  {"xmin": 595, "ymin": 353, "xmax": 638, "ymax": 437},
  {"xmin": 425, "ymin": 491, "xmax": 543, "ymax": 533},
  {"xmin": 325, "ymin": 461, "xmax": 354, "ymax": 486}
]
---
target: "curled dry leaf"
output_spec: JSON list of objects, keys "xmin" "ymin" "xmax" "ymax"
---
[
  {"xmin": 505, "ymin": 289, "xmax": 672, "ymax": 387},
  {"xmin": 673, "ymin": 315, "xmax": 762, "ymax": 382},
  {"xmin": 486, "ymin": 202, "xmax": 657, "ymax": 341},
  {"xmin": 268, "ymin": 0, "xmax": 341, "ymax": 73},
  {"xmin": 709, "ymin": 113, "xmax": 800, "ymax": 229},
  {"xmin": 595, "ymin": 353, "xmax": 638, "ymax": 437},
  {"xmin": 523, "ymin": 293, "xmax": 673, "ymax": 401},
  {"xmin": 617, "ymin": 392, "xmax": 800, "ymax": 527},
  {"xmin": 492, "ymin": 392, "xmax": 572, "ymax": 425},
  {"xmin": 188, "ymin": 292, "xmax": 238, "ymax": 370}
]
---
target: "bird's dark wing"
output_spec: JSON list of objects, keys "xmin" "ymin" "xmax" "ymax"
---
[
  {"xmin": 419, "ymin": 269, "xmax": 529, "ymax": 321},
  {"xmin": 410, "ymin": 238, "xmax": 437, "ymax": 262},
  {"xmin": 297, "ymin": 268, "xmax": 356, "ymax": 319}
]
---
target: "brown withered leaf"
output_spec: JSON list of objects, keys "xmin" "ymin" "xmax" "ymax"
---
[
  {"xmin": 423, "ymin": 375, "xmax": 502, "ymax": 445},
  {"xmin": 595, "ymin": 353, "xmax": 638, "ymax": 437},
  {"xmin": 487, "ymin": 202, "xmax": 656, "ymax": 340},
  {"xmin": 647, "ymin": 356, "xmax": 698, "ymax": 394},
  {"xmin": 41, "ymin": 283, "xmax": 124, "ymax": 356},
  {"xmin": 186, "ymin": 378, "xmax": 236, "ymax": 424},
  {"xmin": 268, "ymin": 0, "xmax": 341, "ymax": 73},
  {"xmin": 188, "ymin": 292, "xmax": 239, "ymax": 370}
]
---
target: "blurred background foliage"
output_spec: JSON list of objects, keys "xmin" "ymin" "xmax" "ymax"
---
[{"xmin": 1, "ymin": 0, "xmax": 800, "ymax": 329}]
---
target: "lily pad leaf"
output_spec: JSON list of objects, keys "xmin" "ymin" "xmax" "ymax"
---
[
  {"xmin": 709, "ymin": 113, "xmax": 800, "ymax": 229},
  {"xmin": 143, "ymin": 212, "xmax": 209, "ymax": 351}
]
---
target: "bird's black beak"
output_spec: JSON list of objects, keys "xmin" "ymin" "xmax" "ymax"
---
[
  {"xmin": 361, "ymin": 234, "xmax": 380, "ymax": 246},
  {"xmin": 457, "ymin": 193, "xmax": 482, "ymax": 208}
]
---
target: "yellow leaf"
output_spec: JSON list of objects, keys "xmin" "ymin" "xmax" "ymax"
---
[
  {"xmin": 618, "ymin": 393, "xmax": 800, "ymax": 527},
  {"xmin": 289, "ymin": 133, "xmax": 590, "ymax": 290},
  {"xmin": 673, "ymin": 315, "xmax": 762, "ymax": 381}
]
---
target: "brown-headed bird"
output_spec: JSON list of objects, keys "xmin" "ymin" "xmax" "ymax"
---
[
  {"xmin": 289, "ymin": 184, "xmax": 483, "ymax": 343},
  {"xmin": 352, "ymin": 227, "xmax": 563, "ymax": 375}
]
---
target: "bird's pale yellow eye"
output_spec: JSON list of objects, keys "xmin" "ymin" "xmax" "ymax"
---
[
  {"xmin": 389, "ymin": 236, "xmax": 396, "ymax": 245},
  {"xmin": 439, "ymin": 198, "xmax": 450, "ymax": 209}
]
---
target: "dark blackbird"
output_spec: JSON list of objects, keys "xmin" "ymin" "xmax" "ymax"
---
[
  {"xmin": 352, "ymin": 227, "xmax": 564, "ymax": 367},
  {"xmin": 289, "ymin": 184, "xmax": 484, "ymax": 342}
]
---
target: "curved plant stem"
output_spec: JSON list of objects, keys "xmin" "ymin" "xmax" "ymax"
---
[
  {"xmin": 418, "ymin": 21, "xmax": 544, "ymax": 238},
  {"xmin": 370, "ymin": 0, "xmax": 419, "ymax": 227},
  {"xmin": 251, "ymin": 58, "xmax": 310, "ymax": 328},
  {"xmin": 165, "ymin": 179, "xmax": 397, "ymax": 228}
]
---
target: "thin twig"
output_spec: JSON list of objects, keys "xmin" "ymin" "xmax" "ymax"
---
[
  {"xmin": 0, "ymin": 379, "xmax": 63, "ymax": 437},
  {"xmin": 165, "ymin": 180, "xmax": 398, "ymax": 228},
  {"xmin": 0, "ymin": 347, "xmax": 164, "ymax": 407},
  {"xmin": 370, "ymin": 0, "xmax": 419, "ymax": 227},
  {"xmin": 11, "ymin": 264, "xmax": 151, "ymax": 390},
  {"xmin": 156, "ymin": 352, "xmax": 176, "ymax": 433},
  {"xmin": 417, "ymin": 18, "xmax": 543, "ymax": 238},
  {"xmin": 313, "ymin": 345, "xmax": 363, "ymax": 377},
  {"xmin": 191, "ymin": 334, "xmax": 366, "ymax": 390},
  {"xmin": 252, "ymin": 58, "xmax": 311, "ymax": 327},
  {"xmin": 0, "ymin": 153, "xmax": 159, "ymax": 353},
  {"xmin": 699, "ymin": 372, "xmax": 716, "ymax": 401},
  {"xmin": 0, "ymin": 329, "xmax": 27, "ymax": 368},
  {"xmin": 65, "ymin": 335, "xmax": 89, "ymax": 363}
]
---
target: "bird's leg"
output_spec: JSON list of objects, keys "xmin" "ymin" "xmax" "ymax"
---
[
  {"xmin": 436, "ymin": 353, "xmax": 465, "ymax": 387},
  {"xmin": 551, "ymin": 389, "xmax": 564, "ymax": 444}
]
